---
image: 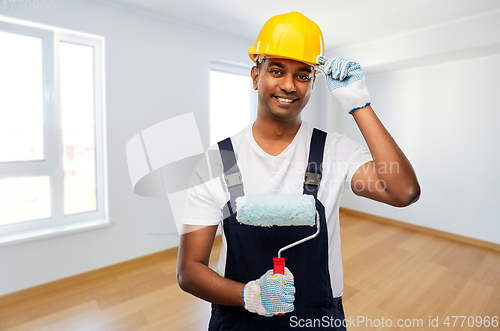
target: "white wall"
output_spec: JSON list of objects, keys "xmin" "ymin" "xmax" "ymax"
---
[
  {"xmin": 340, "ymin": 55, "xmax": 500, "ymax": 245},
  {"xmin": 331, "ymin": 11, "xmax": 500, "ymax": 245},
  {"xmin": 0, "ymin": 0, "xmax": 256, "ymax": 296}
]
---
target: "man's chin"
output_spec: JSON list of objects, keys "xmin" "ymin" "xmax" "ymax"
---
[{"xmin": 269, "ymin": 109, "xmax": 303, "ymax": 121}]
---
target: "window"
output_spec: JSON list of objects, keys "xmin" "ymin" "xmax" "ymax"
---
[
  {"xmin": 209, "ymin": 60, "xmax": 257, "ymax": 146},
  {"xmin": 0, "ymin": 17, "xmax": 108, "ymax": 246}
]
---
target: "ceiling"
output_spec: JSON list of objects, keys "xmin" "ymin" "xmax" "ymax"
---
[{"xmin": 102, "ymin": 0, "xmax": 500, "ymax": 50}]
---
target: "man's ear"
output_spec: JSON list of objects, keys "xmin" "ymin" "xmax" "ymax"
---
[{"xmin": 250, "ymin": 66, "xmax": 259, "ymax": 90}]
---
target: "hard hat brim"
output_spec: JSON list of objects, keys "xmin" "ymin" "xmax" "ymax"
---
[{"xmin": 249, "ymin": 51, "xmax": 319, "ymax": 67}]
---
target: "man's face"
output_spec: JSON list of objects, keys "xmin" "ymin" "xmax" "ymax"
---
[{"xmin": 251, "ymin": 58, "xmax": 315, "ymax": 122}]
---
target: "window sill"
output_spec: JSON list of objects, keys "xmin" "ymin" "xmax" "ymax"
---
[{"xmin": 0, "ymin": 218, "xmax": 112, "ymax": 247}]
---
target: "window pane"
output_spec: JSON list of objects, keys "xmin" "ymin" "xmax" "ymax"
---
[
  {"xmin": 60, "ymin": 42, "xmax": 96, "ymax": 215},
  {"xmin": 0, "ymin": 176, "xmax": 51, "ymax": 225},
  {"xmin": 209, "ymin": 71, "xmax": 252, "ymax": 145},
  {"xmin": 0, "ymin": 31, "xmax": 44, "ymax": 162}
]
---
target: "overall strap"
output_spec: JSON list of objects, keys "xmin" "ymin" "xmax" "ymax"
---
[
  {"xmin": 218, "ymin": 137, "xmax": 244, "ymax": 219},
  {"xmin": 303, "ymin": 128, "xmax": 327, "ymax": 198}
]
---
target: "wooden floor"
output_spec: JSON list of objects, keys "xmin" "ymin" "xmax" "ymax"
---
[{"xmin": 1, "ymin": 212, "xmax": 500, "ymax": 330}]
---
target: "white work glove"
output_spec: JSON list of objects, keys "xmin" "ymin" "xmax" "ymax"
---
[
  {"xmin": 316, "ymin": 55, "xmax": 371, "ymax": 114},
  {"xmin": 243, "ymin": 267, "xmax": 295, "ymax": 317}
]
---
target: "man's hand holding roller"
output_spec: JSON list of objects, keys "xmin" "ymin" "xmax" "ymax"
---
[{"xmin": 243, "ymin": 267, "xmax": 295, "ymax": 317}]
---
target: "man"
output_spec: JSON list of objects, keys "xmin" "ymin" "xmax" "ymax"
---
[{"xmin": 177, "ymin": 12, "xmax": 420, "ymax": 330}]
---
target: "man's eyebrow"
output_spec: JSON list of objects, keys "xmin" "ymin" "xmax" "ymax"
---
[
  {"xmin": 267, "ymin": 61, "xmax": 313, "ymax": 73},
  {"xmin": 268, "ymin": 61, "xmax": 285, "ymax": 69},
  {"xmin": 297, "ymin": 67, "xmax": 313, "ymax": 74}
]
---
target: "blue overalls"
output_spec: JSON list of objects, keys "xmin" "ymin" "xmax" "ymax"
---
[{"xmin": 209, "ymin": 128, "xmax": 347, "ymax": 331}]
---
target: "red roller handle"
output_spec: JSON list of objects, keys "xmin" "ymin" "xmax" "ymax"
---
[
  {"xmin": 273, "ymin": 257, "xmax": 285, "ymax": 275},
  {"xmin": 273, "ymin": 257, "xmax": 285, "ymax": 316}
]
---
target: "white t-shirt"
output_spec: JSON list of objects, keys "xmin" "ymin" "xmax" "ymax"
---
[{"xmin": 182, "ymin": 121, "xmax": 372, "ymax": 297}]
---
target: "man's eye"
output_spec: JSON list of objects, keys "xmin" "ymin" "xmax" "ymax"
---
[
  {"xmin": 270, "ymin": 69, "xmax": 281, "ymax": 74},
  {"xmin": 298, "ymin": 75, "xmax": 311, "ymax": 81}
]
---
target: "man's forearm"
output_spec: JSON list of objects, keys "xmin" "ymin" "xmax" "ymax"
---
[
  {"xmin": 177, "ymin": 225, "xmax": 245, "ymax": 306},
  {"xmin": 177, "ymin": 261, "xmax": 245, "ymax": 306},
  {"xmin": 351, "ymin": 105, "xmax": 420, "ymax": 203}
]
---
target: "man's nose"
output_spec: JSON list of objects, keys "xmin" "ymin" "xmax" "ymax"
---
[{"xmin": 279, "ymin": 74, "xmax": 296, "ymax": 93}]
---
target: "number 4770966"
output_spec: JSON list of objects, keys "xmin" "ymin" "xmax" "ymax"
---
[
  {"xmin": 443, "ymin": 316, "xmax": 498, "ymax": 328},
  {"xmin": 1, "ymin": 0, "xmax": 56, "ymax": 11}
]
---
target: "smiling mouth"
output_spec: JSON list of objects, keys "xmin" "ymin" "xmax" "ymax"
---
[{"xmin": 274, "ymin": 96, "xmax": 298, "ymax": 104}]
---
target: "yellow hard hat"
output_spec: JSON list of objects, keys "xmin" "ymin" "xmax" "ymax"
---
[{"xmin": 249, "ymin": 12, "xmax": 324, "ymax": 66}]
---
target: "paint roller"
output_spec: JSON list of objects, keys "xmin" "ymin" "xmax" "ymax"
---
[{"xmin": 235, "ymin": 194, "xmax": 320, "ymax": 276}]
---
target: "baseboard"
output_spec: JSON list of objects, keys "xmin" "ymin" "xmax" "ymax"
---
[
  {"xmin": 339, "ymin": 207, "xmax": 500, "ymax": 252},
  {"xmin": 8, "ymin": 212, "xmax": 497, "ymax": 308},
  {"xmin": 0, "ymin": 234, "xmax": 223, "ymax": 308}
]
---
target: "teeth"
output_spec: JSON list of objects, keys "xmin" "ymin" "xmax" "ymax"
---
[{"xmin": 277, "ymin": 97, "xmax": 294, "ymax": 103}]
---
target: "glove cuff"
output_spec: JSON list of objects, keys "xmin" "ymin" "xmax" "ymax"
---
[
  {"xmin": 243, "ymin": 280, "xmax": 268, "ymax": 316},
  {"xmin": 332, "ymin": 77, "xmax": 371, "ymax": 114}
]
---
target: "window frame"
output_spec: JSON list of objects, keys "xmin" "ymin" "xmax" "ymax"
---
[
  {"xmin": 0, "ymin": 21, "xmax": 56, "ymax": 172},
  {"xmin": 208, "ymin": 59, "xmax": 257, "ymax": 146},
  {"xmin": 0, "ymin": 17, "xmax": 109, "ymax": 246}
]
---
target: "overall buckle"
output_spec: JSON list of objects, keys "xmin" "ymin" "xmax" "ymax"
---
[{"xmin": 304, "ymin": 172, "xmax": 322, "ymax": 187}]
